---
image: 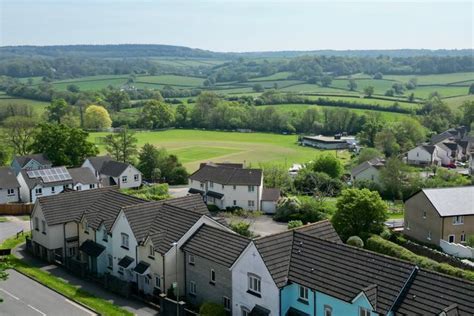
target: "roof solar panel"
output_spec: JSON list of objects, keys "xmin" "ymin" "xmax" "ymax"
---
[{"xmin": 35, "ymin": 167, "xmax": 72, "ymax": 183}]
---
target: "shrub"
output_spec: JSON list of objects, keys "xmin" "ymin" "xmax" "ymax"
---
[
  {"xmin": 122, "ymin": 184, "xmax": 169, "ymax": 201},
  {"xmin": 230, "ymin": 221, "xmax": 252, "ymax": 237},
  {"xmin": 467, "ymin": 235, "xmax": 474, "ymax": 247},
  {"xmin": 346, "ymin": 236, "xmax": 364, "ymax": 248},
  {"xmin": 274, "ymin": 196, "xmax": 326, "ymax": 223},
  {"xmin": 207, "ymin": 204, "xmax": 221, "ymax": 213},
  {"xmin": 380, "ymin": 228, "xmax": 392, "ymax": 240},
  {"xmin": 288, "ymin": 220, "xmax": 303, "ymax": 229},
  {"xmin": 199, "ymin": 302, "xmax": 226, "ymax": 316}
]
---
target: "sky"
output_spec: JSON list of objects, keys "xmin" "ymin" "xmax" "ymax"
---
[{"xmin": 0, "ymin": 0, "xmax": 472, "ymax": 52}]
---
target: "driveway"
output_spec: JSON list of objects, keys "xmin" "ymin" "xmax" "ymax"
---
[
  {"xmin": 168, "ymin": 185, "xmax": 190, "ymax": 198},
  {"xmin": 224, "ymin": 215, "xmax": 287, "ymax": 237},
  {"xmin": 0, "ymin": 269, "xmax": 96, "ymax": 316},
  {"xmin": 0, "ymin": 216, "xmax": 30, "ymax": 243}
]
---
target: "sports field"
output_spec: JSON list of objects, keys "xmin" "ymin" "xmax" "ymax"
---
[{"xmin": 90, "ymin": 129, "xmax": 349, "ymax": 171}]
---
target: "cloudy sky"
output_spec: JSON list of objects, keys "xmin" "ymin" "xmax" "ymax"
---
[{"xmin": 1, "ymin": 0, "xmax": 472, "ymax": 51}]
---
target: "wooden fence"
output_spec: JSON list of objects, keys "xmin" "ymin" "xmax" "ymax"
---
[{"xmin": 0, "ymin": 203, "xmax": 33, "ymax": 215}]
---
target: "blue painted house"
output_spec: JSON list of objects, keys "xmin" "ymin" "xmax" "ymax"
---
[{"xmin": 11, "ymin": 153, "xmax": 52, "ymax": 175}]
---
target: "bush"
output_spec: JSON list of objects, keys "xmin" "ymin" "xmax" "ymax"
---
[
  {"xmin": 288, "ymin": 220, "xmax": 303, "ymax": 229},
  {"xmin": 230, "ymin": 221, "xmax": 252, "ymax": 237},
  {"xmin": 467, "ymin": 235, "xmax": 474, "ymax": 247},
  {"xmin": 380, "ymin": 228, "xmax": 392, "ymax": 240},
  {"xmin": 122, "ymin": 184, "xmax": 169, "ymax": 201},
  {"xmin": 274, "ymin": 196, "xmax": 326, "ymax": 224},
  {"xmin": 346, "ymin": 236, "xmax": 364, "ymax": 248},
  {"xmin": 199, "ymin": 302, "xmax": 226, "ymax": 316},
  {"xmin": 207, "ymin": 204, "xmax": 221, "ymax": 213}
]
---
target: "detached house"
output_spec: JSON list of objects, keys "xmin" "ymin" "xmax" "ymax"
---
[
  {"xmin": 11, "ymin": 153, "xmax": 52, "ymax": 175},
  {"xmin": 68, "ymin": 167, "xmax": 100, "ymax": 191},
  {"xmin": 82, "ymin": 155, "xmax": 142, "ymax": 189},
  {"xmin": 407, "ymin": 144, "xmax": 449, "ymax": 166},
  {"xmin": 350, "ymin": 157, "xmax": 385, "ymax": 186},
  {"xmin": 0, "ymin": 167, "xmax": 21, "ymax": 204},
  {"xmin": 188, "ymin": 163, "xmax": 263, "ymax": 211}
]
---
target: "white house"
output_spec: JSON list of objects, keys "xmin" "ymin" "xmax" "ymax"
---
[
  {"xmin": 0, "ymin": 167, "xmax": 21, "ymax": 204},
  {"xmin": 11, "ymin": 153, "xmax": 52, "ymax": 175},
  {"xmin": 188, "ymin": 163, "xmax": 263, "ymax": 211},
  {"xmin": 407, "ymin": 144, "xmax": 450, "ymax": 166},
  {"xmin": 68, "ymin": 167, "xmax": 100, "ymax": 191},
  {"xmin": 82, "ymin": 155, "xmax": 142, "ymax": 189},
  {"xmin": 350, "ymin": 157, "xmax": 385, "ymax": 185},
  {"xmin": 17, "ymin": 167, "xmax": 74, "ymax": 203}
]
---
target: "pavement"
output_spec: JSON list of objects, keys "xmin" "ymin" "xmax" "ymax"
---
[
  {"xmin": 224, "ymin": 215, "xmax": 287, "ymax": 237},
  {"xmin": 0, "ymin": 216, "xmax": 30, "ymax": 243},
  {"xmin": 0, "ymin": 269, "xmax": 96, "ymax": 316},
  {"xmin": 12, "ymin": 245, "xmax": 159, "ymax": 316},
  {"xmin": 168, "ymin": 185, "xmax": 190, "ymax": 198}
]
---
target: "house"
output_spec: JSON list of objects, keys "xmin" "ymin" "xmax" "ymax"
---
[
  {"xmin": 11, "ymin": 153, "xmax": 52, "ymax": 175},
  {"xmin": 231, "ymin": 220, "xmax": 342, "ymax": 316},
  {"xmin": 0, "ymin": 167, "xmax": 21, "ymax": 204},
  {"xmin": 188, "ymin": 163, "xmax": 263, "ymax": 211},
  {"xmin": 404, "ymin": 186, "xmax": 474, "ymax": 248},
  {"xmin": 406, "ymin": 144, "xmax": 449, "ymax": 166},
  {"xmin": 350, "ymin": 157, "xmax": 385, "ymax": 185},
  {"xmin": 299, "ymin": 135, "xmax": 357, "ymax": 150},
  {"xmin": 17, "ymin": 167, "xmax": 74, "ymax": 203},
  {"xmin": 181, "ymin": 224, "xmax": 250, "ymax": 311},
  {"xmin": 68, "ymin": 167, "xmax": 100, "ymax": 191},
  {"xmin": 82, "ymin": 155, "xmax": 142, "ymax": 189},
  {"xmin": 470, "ymin": 153, "xmax": 474, "ymax": 174},
  {"xmin": 260, "ymin": 188, "xmax": 281, "ymax": 214},
  {"xmin": 280, "ymin": 232, "xmax": 474, "ymax": 316}
]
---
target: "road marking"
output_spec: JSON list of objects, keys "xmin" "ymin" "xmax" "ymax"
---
[
  {"xmin": 27, "ymin": 304, "xmax": 47, "ymax": 315},
  {"xmin": 0, "ymin": 287, "xmax": 20, "ymax": 300},
  {"xmin": 65, "ymin": 298, "xmax": 97, "ymax": 315}
]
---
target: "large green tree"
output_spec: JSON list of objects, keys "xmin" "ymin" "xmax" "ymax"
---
[
  {"xmin": 332, "ymin": 188, "xmax": 388, "ymax": 241},
  {"xmin": 311, "ymin": 154, "xmax": 343, "ymax": 179},
  {"xmin": 106, "ymin": 90, "xmax": 130, "ymax": 112},
  {"xmin": 379, "ymin": 157, "xmax": 408, "ymax": 200},
  {"xmin": 104, "ymin": 127, "xmax": 138, "ymax": 163},
  {"xmin": 2, "ymin": 116, "xmax": 36, "ymax": 155},
  {"xmin": 357, "ymin": 114, "xmax": 383, "ymax": 147},
  {"xmin": 139, "ymin": 100, "xmax": 175, "ymax": 129},
  {"xmin": 46, "ymin": 98, "xmax": 70, "ymax": 124},
  {"xmin": 30, "ymin": 123, "xmax": 98, "ymax": 166}
]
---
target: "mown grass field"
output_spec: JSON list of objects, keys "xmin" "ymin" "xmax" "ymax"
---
[
  {"xmin": 90, "ymin": 129, "xmax": 350, "ymax": 171},
  {"xmin": 0, "ymin": 97, "xmax": 49, "ymax": 115}
]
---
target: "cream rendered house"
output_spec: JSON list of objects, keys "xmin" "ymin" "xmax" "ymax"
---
[{"xmin": 82, "ymin": 155, "xmax": 142, "ymax": 189}]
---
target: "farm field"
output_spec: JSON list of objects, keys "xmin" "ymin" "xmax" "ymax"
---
[
  {"xmin": 89, "ymin": 129, "xmax": 349, "ymax": 171},
  {"xmin": 444, "ymin": 95, "xmax": 474, "ymax": 109},
  {"xmin": 0, "ymin": 97, "xmax": 49, "ymax": 115},
  {"xmin": 135, "ymin": 74, "xmax": 204, "ymax": 86},
  {"xmin": 248, "ymin": 72, "xmax": 292, "ymax": 81},
  {"xmin": 383, "ymin": 72, "xmax": 474, "ymax": 85},
  {"xmin": 52, "ymin": 78, "xmax": 128, "ymax": 91}
]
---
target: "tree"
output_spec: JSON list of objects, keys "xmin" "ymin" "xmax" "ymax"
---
[
  {"xmin": 357, "ymin": 113, "xmax": 383, "ymax": 147},
  {"xmin": 385, "ymin": 89, "xmax": 394, "ymax": 97},
  {"xmin": 30, "ymin": 123, "xmax": 98, "ymax": 166},
  {"xmin": 139, "ymin": 100, "xmax": 174, "ymax": 129},
  {"xmin": 106, "ymin": 90, "xmax": 130, "ymax": 112},
  {"xmin": 104, "ymin": 127, "xmax": 138, "ymax": 163},
  {"xmin": 468, "ymin": 83, "xmax": 474, "ymax": 95},
  {"xmin": 408, "ymin": 93, "xmax": 415, "ymax": 102},
  {"xmin": 0, "ymin": 140, "xmax": 11, "ymax": 166},
  {"xmin": 363, "ymin": 86, "xmax": 374, "ymax": 97},
  {"xmin": 321, "ymin": 76, "xmax": 333, "ymax": 87},
  {"xmin": 392, "ymin": 83, "xmax": 405, "ymax": 95},
  {"xmin": 348, "ymin": 79, "xmax": 357, "ymax": 91},
  {"xmin": 346, "ymin": 236, "xmax": 364, "ymax": 248},
  {"xmin": 357, "ymin": 148, "xmax": 382, "ymax": 165},
  {"xmin": 375, "ymin": 128, "xmax": 400, "ymax": 157},
  {"xmin": 460, "ymin": 101, "xmax": 474, "ymax": 129},
  {"xmin": 67, "ymin": 84, "xmax": 80, "ymax": 93},
  {"xmin": 175, "ymin": 104, "xmax": 188, "ymax": 127},
  {"xmin": 46, "ymin": 98, "xmax": 69, "ymax": 124},
  {"xmin": 84, "ymin": 105, "xmax": 112, "ymax": 130},
  {"xmin": 379, "ymin": 157, "xmax": 407, "ymax": 200},
  {"xmin": 137, "ymin": 143, "xmax": 187, "ymax": 184},
  {"xmin": 294, "ymin": 168, "xmax": 343, "ymax": 197},
  {"xmin": 2, "ymin": 116, "xmax": 36, "ymax": 155},
  {"xmin": 191, "ymin": 92, "xmax": 220, "ymax": 128},
  {"xmin": 311, "ymin": 154, "xmax": 343, "ymax": 178},
  {"xmin": 137, "ymin": 143, "xmax": 162, "ymax": 182},
  {"xmin": 261, "ymin": 163, "xmax": 292, "ymax": 193},
  {"xmin": 373, "ymin": 72, "xmax": 383, "ymax": 79},
  {"xmin": 422, "ymin": 98, "xmax": 453, "ymax": 133},
  {"xmin": 332, "ymin": 188, "xmax": 388, "ymax": 241},
  {"xmin": 252, "ymin": 83, "xmax": 264, "ymax": 92}
]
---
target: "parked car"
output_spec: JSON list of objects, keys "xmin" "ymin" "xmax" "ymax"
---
[{"xmin": 442, "ymin": 162, "xmax": 456, "ymax": 169}]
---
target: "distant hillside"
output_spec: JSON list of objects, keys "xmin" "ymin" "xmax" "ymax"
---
[{"xmin": 0, "ymin": 44, "xmax": 472, "ymax": 59}]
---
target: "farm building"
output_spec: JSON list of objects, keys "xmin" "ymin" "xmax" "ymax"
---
[{"xmin": 299, "ymin": 135, "xmax": 357, "ymax": 150}]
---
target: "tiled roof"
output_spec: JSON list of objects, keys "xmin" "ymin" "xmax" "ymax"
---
[
  {"xmin": 20, "ymin": 169, "xmax": 73, "ymax": 189},
  {"xmin": 189, "ymin": 164, "xmax": 262, "ymax": 186},
  {"xmin": 68, "ymin": 167, "xmax": 99, "ymax": 185},
  {"xmin": 86, "ymin": 155, "xmax": 112, "ymax": 172},
  {"xmin": 421, "ymin": 145, "xmax": 436, "ymax": 155},
  {"xmin": 420, "ymin": 186, "xmax": 474, "ymax": 217},
  {"xmin": 351, "ymin": 157, "xmax": 385, "ymax": 176},
  {"xmin": 261, "ymin": 188, "xmax": 280, "ymax": 201},
  {"xmin": 100, "ymin": 160, "xmax": 131, "ymax": 177},
  {"xmin": 254, "ymin": 220, "xmax": 342, "ymax": 287},
  {"xmin": 13, "ymin": 153, "xmax": 52, "ymax": 168},
  {"xmin": 182, "ymin": 224, "xmax": 250, "ymax": 267},
  {"xmin": 0, "ymin": 167, "xmax": 20, "ymax": 189}
]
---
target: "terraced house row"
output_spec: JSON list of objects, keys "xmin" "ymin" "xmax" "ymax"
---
[{"xmin": 28, "ymin": 188, "xmax": 473, "ymax": 316}]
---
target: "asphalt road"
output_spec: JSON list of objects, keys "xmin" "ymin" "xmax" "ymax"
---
[
  {"xmin": 0, "ymin": 270, "xmax": 96, "ymax": 316},
  {"xmin": 0, "ymin": 217, "xmax": 30, "ymax": 243}
]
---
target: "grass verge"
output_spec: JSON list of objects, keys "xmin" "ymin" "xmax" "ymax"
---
[{"xmin": 0, "ymin": 233, "xmax": 133, "ymax": 316}]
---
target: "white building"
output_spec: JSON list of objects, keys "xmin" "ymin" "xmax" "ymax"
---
[
  {"xmin": 188, "ymin": 163, "xmax": 264, "ymax": 211},
  {"xmin": 407, "ymin": 144, "xmax": 450, "ymax": 166},
  {"xmin": 68, "ymin": 167, "xmax": 100, "ymax": 191},
  {"xmin": 299, "ymin": 135, "xmax": 357, "ymax": 150},
  {"xmin": 0, "ymin": 167, "xmax": 21, "ymax": 204},
  {"xmin": 82, "ymin": 155, "xmax": 142, "ymax": 189},
  {"xmin": 350, "ymin": 157, "xmax": 385, "ymax": 185}
]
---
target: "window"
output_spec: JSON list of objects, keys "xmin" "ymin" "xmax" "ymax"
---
[
  {"xmin": 35, "ymin": 187, "xmax": 42, "ymax": 196},
  {"xmin": 233, "ymin": 200, "xmax": 237, "ymax": 206},
  {"xmin": 324, "ymin": 305, "xmax": 333, "ymax": 316},
  {"xmin": 89, "ymin": 184, "xmax": 95, "ymax": 189},
  {"xmin": 233, "ymin": 185, "xmax": 236, "ymax": 190},
  {"xmin": 67, "ymin": 247, "xmax": 76, "ymax": 257},
  {"xmin": 41, "ymin": 220, "xmax": 46, "ymax": 234},
  {"xmin": 122, "ymin": 176, "xmax": 127, "ymax": 183},
  {"xmin": 102, "ymin": 229, "xmax": 108, "ymax": 241},
  {"xmin": 34, "ymin": 217, "xmax": 39, "ymax": 231},
  {"xmin": 248, "ymin": 200, "xmax": 255, "ymax": 207},
  {"xmin": 248, "ymin": 185, "xmax": 255, "ymax": 192},
  {"xmin": 149, "ymin": 245, "xmax": 154, "ymax": 258},
  {"xmin": 188, "ymin": 254, "xmax": 195, "ymax": 265},
  {"xmin": 51, "ymin": 186, "xmax": 55, "ymax": 193},
  {"xmin": 134, "ymin": 174, "xmax": 139, "ymax": 181},
  {"xmin": 453, "ymin": 216, "xmax": 464, "ymax": 225},
  {"xmin": 189, "ymin": 281, "xmax": 196, "ymax": 295},
  {"xmin": 241, "ymin": 307, "xmax": 250, "ymax": 316},
  {"xmin": 210, "ymin": 269, "xmax": 216, "ymax": 284},
  {"xmin": 461, "ymin": 233, "xmax": 466, "ymax": 243},
  {"xmin": 76, "ymin": 186, "xmax": 81, "ymax": 191},
  {"xmin": 84, "ymin": 221, "xmax": 89, "ymax": 234},
  {"xmin": 298, "ymin": 285, "xmax": 309, "ymax": 302},
  {"xmin": 448, "ymin": 235, "xmax": 455, "ymax": 243},
  {"xmin": 200, "ymin": 183, "xmax": 204, "ymax": 189},
  {"xmin": 108, "ymin": 255, "xmax": 113, "ymax": 268},
  {"xmin": 210, "ymin": 181, "xmax": 214, "ymax": 188},
  {"xmin": 121, "ymin": 233, "xmax": 129, "ymax": 249},
  {"xmin": 427, "ymin": 231, "xmax": 432, "ymax": 240},
  {"xmin": 118, "ymin": 266, "xmax": 124, "ymax": 275},
  {"xmin": 7, "ymin": 188, "xmax": 15, "ymax": 196},
  {"xmin": 248, "ymin": 273, "xmax": 261, "ymax": 295},
  {"xmin": 155, "ymin": 275, "xmax": 161, "ymax": 288},
  {"xmin": 422, "ymin": 210, "xmax": 426, "ymax": 219},
  {"xmin": 360, "ymin": 307, "xmax": 370, "ymax": 316},
  {"xmin": 223, "ymin": 296, "xmax": 231, "ymax": 311},
  {"xmin": 145, "ymin": 276, "xmax": 150, "ymax": 285}
]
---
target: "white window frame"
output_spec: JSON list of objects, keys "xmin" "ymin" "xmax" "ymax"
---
[
  {"xmin": 34, "ymin": 217, "xmax": 39, "ymax": 231},
  {"xmin": 298, "ymin": 285, "xmax": 309, "ymax": 302},
  {"xmin": 90, "ymin": 184, "xmax": 95, "ymax": 189},
  {"xmin": 233, "ymin": 200, "xmax": 237, "ymax": 206},
  {"xmin": 248, "ymin": 273, "xmax": 261, "ymax": 294},
  {"xmin": 248, "ymin": 200, "xmax": 255, "ymax": 207},
  {"xmin": 121, "ymin": 233, "xmax": 129, "ymax": 249},
  {"xmin": 102, "ymin": 228, "xmax": 108, "ymax": 241},
  {"xmin": 155, "ymin": 275, "xmax": 161, "ymax": 289},
  {"xmin": 359, "ymin": 307, "xmax": 371, "ymax": 316},
  {"xmin": 223, "ymin": 296, "xmax": 231, "ymax": 311},
  {"xmin": 324, "ymin": 305, "xmax": 333, "ymax": 316},
  {"xmin": 427, "ymin": 231, "xmax": 432, "ymax": 240},
  {"xmin": 453, "ymin": 216, "xmax": 464, "ymax": 225},
  {"xmin": 76, "ymin": 186, "xmax": 81, "ymax": 191},
  {"xmin": 189, "ymin": 281, "xmax": 196, "ymax": 295},
  {"xmin": 448, "ymin": 234, "xmax": 455, "ymax": 243},
  {"xmin": 149, "ymin": 245, "xmax": 154, "ymax": 257},
  {"xmin": 7, "ymin": 188, "xmax": 15, "ymax": 196},
  {"xmin": 248, "ymin": 185, "xmax": 255, "ymax": 192},
  {"xmin": 51, "ymin": 186, "xmax": 56, "ymax": 193},
  {"xmin": 134, "ymin": 174, "xmax": 139, "ymax": 181},
  {"xmin": 122, "ymin": 176, "xmax": 127, "ymax": 183},
  {"xmin": 210, "ymin": 269, "xmax": 216, "ymax": 283},
  {"xmin": 461, "ymin": 233, "xmax": 466, "ymax": 243},
  {"xmin": 188, "ymin": 254, "xmax": 195, "ymax": 265},
  {"xmin": 41, "ymin": 220, "xmax": 46, "ymax": 234},
  {"xmin": 241, "ymin": 307, "xmax": 250, "ymax": 316},
  {"xmin": 35, "ymin": 187, "xmax": 42, "ymax": 196},
  {"xmin": 209, "ymin": 181, "xmax": 214, "ymax": 188},
  {"xmin": 422, "ymin": 210, "xmax": 426, "ymax": 219}
]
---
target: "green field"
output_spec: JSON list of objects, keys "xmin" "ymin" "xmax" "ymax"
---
[
  {"xmin": 136, "ymin": 74, "xmax": 205, "ymax": 86},
  {"xmin": 383, "ymin": 72, "xmax": 474, "ymax": 85},
  {"xmin": 248, "ymin": 72, "xmax": 292, "ymax": 81},
  {"xmin": 0, "ymin": 97, "xmax": 49, "ymax": 115},
  {"xmin": 90, "ymin": 129, "xmax": 349, "ymax": 171}
]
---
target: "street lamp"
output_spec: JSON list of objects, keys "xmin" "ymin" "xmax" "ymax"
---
[{"xmin": 171, "ymin": 241, "xmax": 179, "ymax": 316}]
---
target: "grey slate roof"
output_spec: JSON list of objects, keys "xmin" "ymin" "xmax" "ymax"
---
[
  {"xmin": 421, "ymin": 145, "xmax": 436, "ymax": 155},
  {"xmin": 13, "ymin": 153, "xmax": 52, "ymax": 168},
  {"xmin": 20, "ymin": 168, "xmax": 73, "ymax": 189},
  {"xmin": 68, "ymin": 167, "xmax": 99, "ymax": 185},
  {"xmin": 79, "ymin": 240, "xmax": 105, "ymax": 257},
  {"xmin": 0, "ymin": 167, "xmax": 20, "ymax": 189},
  {"xmin": 86, "ymin": 155, "xmax": 113, "ymax": 172},
  {"xmin": 420, "ymin": 186, "xmax": 474, "ymax": 217},
  {"xmin": 261, "ymin": 188, "xmax": 280, "ymax": 201},
  {"xmin": 182, "ymin": 224, "xmax": 250, "ymax": 267},
  {"xmin": 254, "ymin": 220, "xmax": 342, "ymax": 288},
  {"xmin": 189, "ymin": 164, "xmax": 262, "ymax": 186},
  {"xmin": 351, "ymin": 157, "xmax": 385, "ymax": 177},
  {"xmin": 100, "ymin": 160, "xmax": 131, "ymax": 177}
]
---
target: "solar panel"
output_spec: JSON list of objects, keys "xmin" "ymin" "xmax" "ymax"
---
[{"xmin": 27, "ymin": 167, "xmax": 74, "ymax": 183}]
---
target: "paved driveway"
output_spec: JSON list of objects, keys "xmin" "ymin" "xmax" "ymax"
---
[
  {"xmin": 223, "ymin": 215, "xmax": 287, "ymax": 237},
  {"xmin": 0, "ymin": 216, "xmax": 30, "ymax": 243},
  {"xmin": 0, "ymin": 269, "xmax": 96, "ymax": 316},
  {"xmin": 168, "ymin": 185, "xmax": 190, "ymax": 198}
]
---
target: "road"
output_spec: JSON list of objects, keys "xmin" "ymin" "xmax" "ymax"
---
[
  {"xmin": 0, "ymin": 270, "xmax": 96, "ymax": 316},
  {"xmin": 0, "ymin": 217, "xmax": 30, "ymax": 243}
]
